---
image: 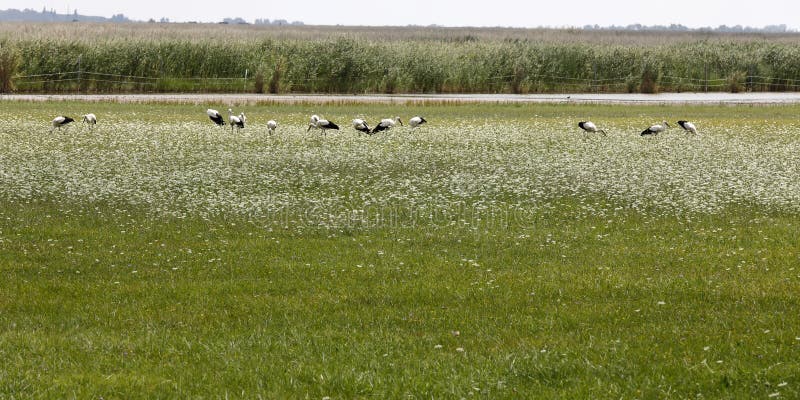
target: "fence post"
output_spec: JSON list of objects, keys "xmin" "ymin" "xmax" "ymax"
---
[
  {"xmin": 77, "ymin": 54, "xmax": 82, "ymax": 92},
  {"xmin": 244, "ymin": 69, "xmax": 248, "ymax": 92},
  {"xmin": 593, "ymin": 61, "xmax": 597, "ymax": 93},
  {"xmin": 703, "ymin": 61, "xmax": 708, "ymax": 93}
]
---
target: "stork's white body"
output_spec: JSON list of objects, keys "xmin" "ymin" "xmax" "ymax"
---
[
  {"xmin": 409, "ymin": 116, "xmax": 427, "ymax": 128},
  {"xmin": 578, "ymin": 121, "xmax": 605, "ymax": 135},
  {"xmin": 314, "ymin": 119, "xmax": 339, "ymax": 135},
  {"xmin": 677, "ymin": 120, "xmax": 697, "ymax": 134},
  {"xmin": 642, "ymin": 121, "xmax": 670, "ymax": 136},
  {"xmin": 352, "ymin": 118, "xmax": 371, "ymax": 134},
  {"xmin": 267, "ymin": 120, "xmax": 278, "ymax": 134},
  {"xmin": 82, "ymin": 113, "xmax": 97, "ymax": 127},
  {"xmin": 51, "ymin": 116, "xmax": 75, "ymax": 132},
  {"xmin": 372, "ymin": 116, "xmax": 403, "ymax": 134},
  {"xmin": 228, "ymin": 109, "xmax": 245, "ymax": 131},
  {"xmin": 207, "ymin": 109, "xmax": 225, "ymax": 126},
  {"xmin": 229, "ymin": 114, "xmax": 242, "ymax": 127}
]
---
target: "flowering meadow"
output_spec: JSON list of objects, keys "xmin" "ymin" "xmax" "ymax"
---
[
  {"xmin": 0, "ymin": 101, "xmax": 799, "ymax": 398},
  {"xmin": 2, "ymin": 103, "xmax": 800, "ymax": 224}
]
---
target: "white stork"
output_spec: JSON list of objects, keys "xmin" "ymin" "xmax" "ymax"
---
[
  {"xmin": 677, "ymin": 120, "xmax": 697, "ymax": 134},
  {"xmin": 82, "ymin": 113, "xmax": 97, "ymax": 128},
  {"xmin": 228, "ymin": 108, "xmax": 245, "ymax": 131},
  {"xmin": 641, "ymin": 121, "xmax": 670, "ymax": 136},
  {"xmin": 267, "ymin": 120, "xmax": 278, "ymax": 135},
  {"xmin": 409, "ymin": 116, "xmax": 427, "ymax": 129},
  {"xmin": 352, "ymin": 118, "xmax": 371, "ymax": 135},
  {"xmin": 578, "ymin": 121, "xmax": 605, "ymax": 136},
  {"xmin": 51, "ymin": 116, "xmax": 75, "ymax": 132},
  {"xmin": 372, "ymin": 116, "xmax": 403, "ymax": 134},
  {"xmin": 207, "ymin": 109, "xmax": 225, "ymax": 126},
  {"xmin": 313, "ymin": 118, "xmax": 340, "ymax": 135},
  {"xmin": 307, "ymin": 114, "xmax": 321, "ymax": 132}
]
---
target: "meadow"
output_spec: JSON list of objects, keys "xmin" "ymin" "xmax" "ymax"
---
[
  {"xmin": 2, "ymin": 23, "xmax": 800, "ymax": 93},
  {"xmin": 0, "ymin": 100, "xmax": 799, "ymax": 398}
]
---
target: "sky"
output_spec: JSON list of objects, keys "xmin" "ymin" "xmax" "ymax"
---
[{"xmin": 2, "ymin": 0, "xmax": 798, "ymax": 29}]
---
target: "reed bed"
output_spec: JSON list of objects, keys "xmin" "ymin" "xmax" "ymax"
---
[{"xmin": 2, "ymin": 23, "xmax": 800, "ymax": 93}]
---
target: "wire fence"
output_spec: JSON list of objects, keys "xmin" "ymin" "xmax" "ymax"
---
[{"xmin": 13, "ymin": 69, "xmax": 800, "ymax": 93}]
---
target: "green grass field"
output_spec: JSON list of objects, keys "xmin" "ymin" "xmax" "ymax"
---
[{"xmin": 1, "ymin": 101, "xmax": 799, "ymax": 398}]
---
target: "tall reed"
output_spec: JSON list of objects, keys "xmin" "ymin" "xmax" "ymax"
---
[
  {"xmin": 0, "ymin": 40, "xmax": 19, "ymax": 92},
  {"xmin": 5, "ymin": 24, "xmax": 800, "ymax": 93}
]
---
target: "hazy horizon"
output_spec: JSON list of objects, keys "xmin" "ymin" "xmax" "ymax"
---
[{"xmin": 2, "ymin": 0, "xmax": 798, "ymax": 30}]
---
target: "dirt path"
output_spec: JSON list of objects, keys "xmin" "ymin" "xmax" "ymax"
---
[{"xmin": 3, "ymin": 93, "xmax": 800, "ymax": 104}]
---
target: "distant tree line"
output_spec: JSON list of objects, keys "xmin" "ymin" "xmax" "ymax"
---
[
  {"xmin": 0, "ymin": 8, "xmax": 789, "ymax": 32},
  {"xmin": 582, "ymin": 23, "xmax": 792, "ymax": 33},
  {"xmin": 253, "ymin": 19, "xmax": 305, "ymax": 26},
  {"xmin": 220, "ymin": 18, "xmax": 304, "ymax": 25},
  {"xmin": 0, "ymin": 8, "xmax": 303, "ymax": 25},
  {"xmin": 0, "ymin": 8, "xmax": 130, "ymax": 23}
]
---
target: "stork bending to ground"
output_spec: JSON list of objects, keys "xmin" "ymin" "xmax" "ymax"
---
[
  {"xmin": 51, "ymin": 116, "xmax": 75, "ymax": 132},
  {"xmin": 578, "ymin": 121, "xmax": 605, "ymax": 136},
  {"xmin": 307, "ymin": 114, "xmax": 321, "ymax": 132},
  {"xmin": 677, "ymin": 120, "xmax": 697, "ymax": 134},
  {"xmin": 372, "ymin": 116, "xmax": 403, "ymax": 134},
  {"xmin": 82, "ymin": 113, "xmax": 97, "ymax": 128},
  {"xmin": 641, "ymin": 121, "xmax": 670, "ymax": 136},
  {"xmin": 267, "ymin": 120, "xmax": 278, "ymax": 135},
  {"xmin": 207, "ymin": 109, "xmax": 225, "ymax": 126},
  {"xmin": 409, "ymin": 116, "xmax": 427, "ymax": 129},
  {"xmin": 312, "ymin": 118, "xmax": 339, "ymax": 135},
  {"xmin": 352, "ymin": 118, "xmax": 371, "ymax": 135}
]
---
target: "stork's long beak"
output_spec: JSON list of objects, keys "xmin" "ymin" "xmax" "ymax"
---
[
  {"xmin": 307, "ymin": 123, "xmax": 313, "ymax": 132},
  {"xmin": 398, "ymin": 119, "xmax": 404, "ymax": 126}
]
